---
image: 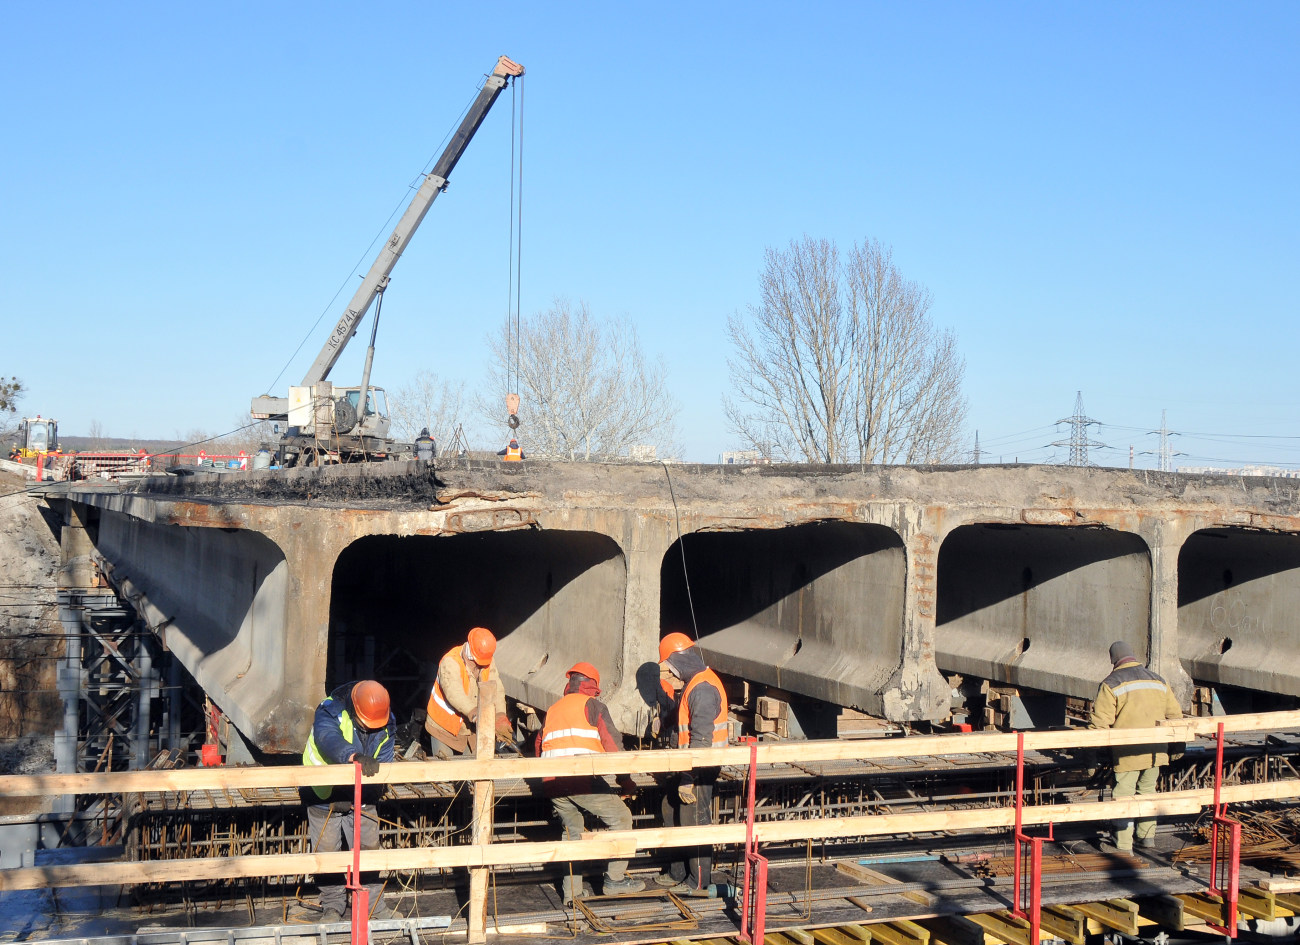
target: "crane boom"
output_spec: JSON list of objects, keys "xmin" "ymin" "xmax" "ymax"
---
[{"xmin": 301, "ymin": 55, "xmax": 524, "ymax": 387}]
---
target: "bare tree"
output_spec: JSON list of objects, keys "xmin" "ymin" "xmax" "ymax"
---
[
  {"xmin": 87, "ymin": 419, "xmax": 106, "ymax": 449},
  {"xmin": 484, "ymin": 300, "xmax": 680, "ymax": 460},
  {"xmin": 389, "ymin": 370, "xmax": 466, "ymax": 448},
  {"xmin": 725, "ymin": 238, "xmax": 967, "ymax": 464},
  {"xmin": 0, "ymin": 376, "xmax": 23, "ymax": 441}
]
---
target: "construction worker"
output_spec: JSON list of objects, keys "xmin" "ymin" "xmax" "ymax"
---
[
  {"xmin": 655, "ymin": 632, "xmax": 728, "ymax": 893},
  {"xmin": 498, "ymin": 439, "xmax": 524, "ymax": 461},
  {"xmin": 1089, "ymin": 640, "xmax": 1183, "ymax": 853},
  {"xmin": 537, "ymin": 662, "xmax": 644, "ymax": 901},
  {"xmin": 414, "ymin": 427, "xmax": 436, "ymax": 463},
  {"xmin": 301, "ymin": 679, "xmax": 396, "ymax": 922},
  {"xmin": 424, "ymin": 626, "xmax": 512, "ymax": 759}
]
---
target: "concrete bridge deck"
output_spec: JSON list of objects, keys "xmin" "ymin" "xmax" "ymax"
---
[{"xmin": 60, "ymin": 461, "xmax": 1300, "ymax": 753}]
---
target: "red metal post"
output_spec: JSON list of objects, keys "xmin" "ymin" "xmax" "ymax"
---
[
  {"xmin": 1206, "ymin": 722, "xmax": 1240, "ymax": 938},
  {"xmin": 738, "ymin": 736, "xmax": 768, "ymax": 945},
  {"xmin": 1010, "ymin": 732, "xmax": 1044, "ymax": 945},
  {"xmin": 347, "ymin": 759, "xmax": 370, "ymax": 945}
]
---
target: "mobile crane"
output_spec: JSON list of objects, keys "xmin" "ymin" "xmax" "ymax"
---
[{"xmin": 251, "ymin": 55, "xmax": 525, "ymax": 467}]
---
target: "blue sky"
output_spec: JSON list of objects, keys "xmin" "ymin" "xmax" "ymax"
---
[{"xmin": 2, "ymin": 2, "xmax": 1297, "ymax": 466}]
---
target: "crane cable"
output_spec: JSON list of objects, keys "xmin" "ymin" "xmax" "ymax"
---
[{"xmin": 504, "ymin": 76, "xmax": 525, "ymax": 434}]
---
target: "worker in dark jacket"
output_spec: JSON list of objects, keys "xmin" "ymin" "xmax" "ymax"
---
[
  {"xmin": 1089, "ymin": 641, "xmax": 1183, "ymax": 852},
  {"xmin": 302, "ymin": 680, "xmax": 396, "ymax": 921},
  {"xmin": 654, "ymin": 633, "xmax": 728, "ymax": 893},
  {"xmin": 537, "ymin": 662, "xmax": 643, "ymax": 902}
]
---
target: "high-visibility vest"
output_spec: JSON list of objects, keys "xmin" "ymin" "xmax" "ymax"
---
[
  {"xmin": 302, "ymin": 703, "xmax": 391, "ymax": 800},
  {"xmin": 678, "ymin": 668, "xmax": 729, "ymax": 748},
  {"xmin": 427, "ymin": 646, "xmax": 492, "ymax": 736},
  {"xmin": 503, "ymin": 446, "xmax": 522, "ymax": 462},
  {"xmin": 540, "ymin": 693, "xmax": 603, "ymax": 759}
]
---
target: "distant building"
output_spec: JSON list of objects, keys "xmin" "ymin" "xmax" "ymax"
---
[
  {"xmin": 628, "ymin": 444, "xmax": 657, "ymax": 462},
  {"xmin": 1179, "ymin": 464, "xmax": 1300, "ymax": 479},
  {"xmin": 720, "ymin": 450, "xmax": 769, "ymax": 465}
]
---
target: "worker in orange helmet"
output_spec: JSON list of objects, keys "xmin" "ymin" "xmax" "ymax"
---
[
  {"xmin": 536, "ymin": 662, "xmax": 643, "ymax": 902},
  {"xmin": 497, "ymin": 438, "xmax": 524, "ymax": 462},
  {"xmin": 301, "ymin": 679, "xmax": 396, "ymax": 922},
  {"xmin": 654, "ymin": 632, "xmax": 729, "ymax": 894},
  {"xmin": 423, "ymin": 627, "xmax": 511, "ymax": 759}
]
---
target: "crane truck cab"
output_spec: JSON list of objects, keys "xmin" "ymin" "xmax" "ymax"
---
[{"xmin": 254, "ymin": 383, "xmax": 392, "ymax": 468}]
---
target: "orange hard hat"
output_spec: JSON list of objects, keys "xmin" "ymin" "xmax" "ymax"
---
[
  {"xmin": 350, "ymin": 680, "xmax": 391, "ymax": 730},
  {"xmin": 658, "ymin": 632, "xmax": 696, "ymax": 663},
  {"xmin": 467, "ymin": 626, "xmax": 497, "ymax": 665},
  {"xmin": 566, "ymin": 661, "xmax": 600, "ymax": 687}
]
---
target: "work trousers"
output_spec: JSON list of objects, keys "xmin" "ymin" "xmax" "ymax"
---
[
  {"xmin": 660, "ymin": 770, "xmax": 718, "ymax": 891},
  {"xmin": 307, "ymin": 801, "xmax": 382, "ymax": 913},
  {"xmin": 426, "ymin": 718, "xmax": 475, "ymax": 759},
  {"xmin": 552, "ymin": 784, "xmax": 634, "ymax": 884},
  {"xmin": 1111, "ymin": 766, "xmax": 1160, "ymax": 850}
]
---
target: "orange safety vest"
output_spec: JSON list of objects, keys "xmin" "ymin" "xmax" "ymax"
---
[
  {"xmin": 677, "ymin": 668, "xmax": 729, "ymax": 748},
  {"xmin": 427, "ymin": 646, "xmax": 492, "ymax": 736},
  {"xmin": 540, "ymin": 693, "xmax": 603, "ymax": 759},
  {"xmin": 503, "ymin": 446, "xmax": 523, "ymax": 462}
]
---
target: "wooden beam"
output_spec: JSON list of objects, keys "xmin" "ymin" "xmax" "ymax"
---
[
  {"xmin": 864, "ymin": 920, "xmax": 928, "ymax": 945},
  {"xmin": 782, "ymin": 928, "xmax": 816, "ymax": 945},
  {"xmin": 5, "ymin": 777, "xmax": 1300, "ymax": 891},
  {"xmin": 1176, "ymin": 893, "xmax": 1227, "ymax": 926},
  {"xmin": 839, "ymin": 923, "xmax": 874, "ymax": 942},
  {"xmin": 1259, "ymin": 878, "xmax": 1300, "ymax": 893},
  {"xmin": 1274, "ymin": 892, "xmax": 1300, "ymax": 916},
  {"xmin": 3, "ymin": 709, "xmax": 1298, "ymax": 798},
  {"xmin": 812, "ymin": 927, "xmax": 867, "ymax": 945},
  {"xmin": 468, "ymin": 678, "xmax": 496, "ymax": 944},
  {"xmin": 1072, "ymin": 899, "xmax": 1138, "ymax": 936},
  {"xmin": 1039, "ymin": 905, "xmax": 1086, "ymax": 945},
  {"xmin": 835, "ymin": 862, "xmax": 934, "ymax": 906},
  {"xmin": 916, "ymin": 915, "xmax": 984, "ymax": 945},
  {"xmin": 965, "ymin": 911, "xmax": 1032, "ymax": 945},
  {"xmin": 1135, "ymin": 895, "xmax": 1184, "ymax": 932},
  {"xmin": 1238, "ymin": 887, "xmax": 1276, "ymax": 921}
]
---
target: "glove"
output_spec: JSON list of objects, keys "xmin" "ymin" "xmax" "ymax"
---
[
  {"xmin": 678, "ymin": 783, "xmax": 697, "ymax": 805},
  {"xmin": 495, "ymin": 713, "xmax": 513, "ymax": 739},
  {"xmin": 359, "ymin": 755, "xmax": 380, "ymax": 777},
  {"xmin": 650, "ymin": 716, "xmax": 662, "ymax": 738},
  {"xmin": 466, "ymin": 707, "xmax": 479, "ymax": 725},
  {"xmin": 617, "ymin": 775, "xmax": 637, "ymax": 798},
  {"xmin": 1169, "ymin": 741, "xmax": 1186, "ymax": 762}
]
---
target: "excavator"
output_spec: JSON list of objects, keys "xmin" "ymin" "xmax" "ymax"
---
[{"xmin": 251, "ymin": 56, "xmax": 524, "ymax": 467}]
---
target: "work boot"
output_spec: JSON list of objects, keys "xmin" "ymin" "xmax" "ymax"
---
[
  {"xmin": 561, "ymin": 874, "xmax": 582, "ymax": 905},
  {"xmin": 1136, "ymin": 834, "xmax": 1157, "ymax": 850},
  {"xmin": 604, "ymin": 876, "xmax": 646, "ymax": 895},
  {"xmin": 653, "ymin": 872, "xmax": 681, "ymax": 887},
  {"xmin": 321, "ymin": 907, "xmax": 345, "ymax": 923}
]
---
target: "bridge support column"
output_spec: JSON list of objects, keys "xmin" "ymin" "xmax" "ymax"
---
[
  {"xmin": 881, "ymin": 509, "xmax": 950, "ymax": 722},
  {"xmin": 1146, "ymin": 519, "xmax": 1194, "ymax": 708}
]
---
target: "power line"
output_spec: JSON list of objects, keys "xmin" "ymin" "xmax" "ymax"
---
[{"xmin": 1051, "ymin": 391, "xmax": 1107, "ymax": 466}]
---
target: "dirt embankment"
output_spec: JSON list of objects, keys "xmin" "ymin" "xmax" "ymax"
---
[{"xmin": 0, "ymin": 470, "xmax": 63, "ymax": 799}]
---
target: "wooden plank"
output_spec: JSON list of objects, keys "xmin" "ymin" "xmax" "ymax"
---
[
  {"xmin": 1135, "ymin": 896, "xmax": 1184, "ymax": 933},
  {"xmin": 840, "ymin": 924, "xmax": 874, "ymax": 942},
  {"xmin": 1039, "ymin": 905, "xmax": 1086, "ymax": 944},
  {"xmin": 1072, "ymin": 899, "xmax": 1138, "ymax": 936},
  {"xmin": 866, "ymin": 920, "xmax": 928, "ymax": 945},
  {"xmin": 1238, "ymin": 887, "xmax": 1276, "ymax": 921},
  {"xmin": 467, "ymin": 679, "xmax": 496, "ymax": 944},
  {"xmin": 764, "ymin": 933, "xmax": 798, "ymax": 945},
  {"xmin": 3, "ymin": 709, "xmax": 1298, "ymax": 798},
  {"xmin": 965, "ymin": 911, "xmax": 1031, "ymax": 945},
  {"xmin": 813, "ymin": 927, "xmax": 865, "ymax": 945},
  {"xmin": 1175, "ymin": 893, "xmax": 1226, "ymax": 925},
  {"xmin": 8, "ymin": 777, "xmax": 1300, "ymax": 891},
  {"xmin": 783, "ymin": 929, "xmax": 816, "ymax": 945},
  {"xmin": 1275, "ymin": 892, "xmax": 1300, "ymax": 915},
  {"xmin": 1259, "ymin": 878, "xmax": 1300, "ymax": 893},
  {"xmin": 916, "ymin": 915, "xmax": 984, "ymax": 945},
  {"xmin": 835, "ymin": 862, "xmax": 935, "ymax": 906}
]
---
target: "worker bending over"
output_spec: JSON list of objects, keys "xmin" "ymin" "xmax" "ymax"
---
[
  {"xmin": 425, "ymin": 626, "xmax": 512, "ymax": 759},
  {"xmin": 655, "ymin": 633, "xmax": 728, "ymax": 893},
  {"xmin": 302, "ymin": 679, "xmax": 396, "ymax": 922},
  {"xmin": 1089, "ymin": 640, "xmax": 1183, "ymax": 853},
  {"xmin": 538, "ymin": 662, "xmax": 643, "ymax": 902}
]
